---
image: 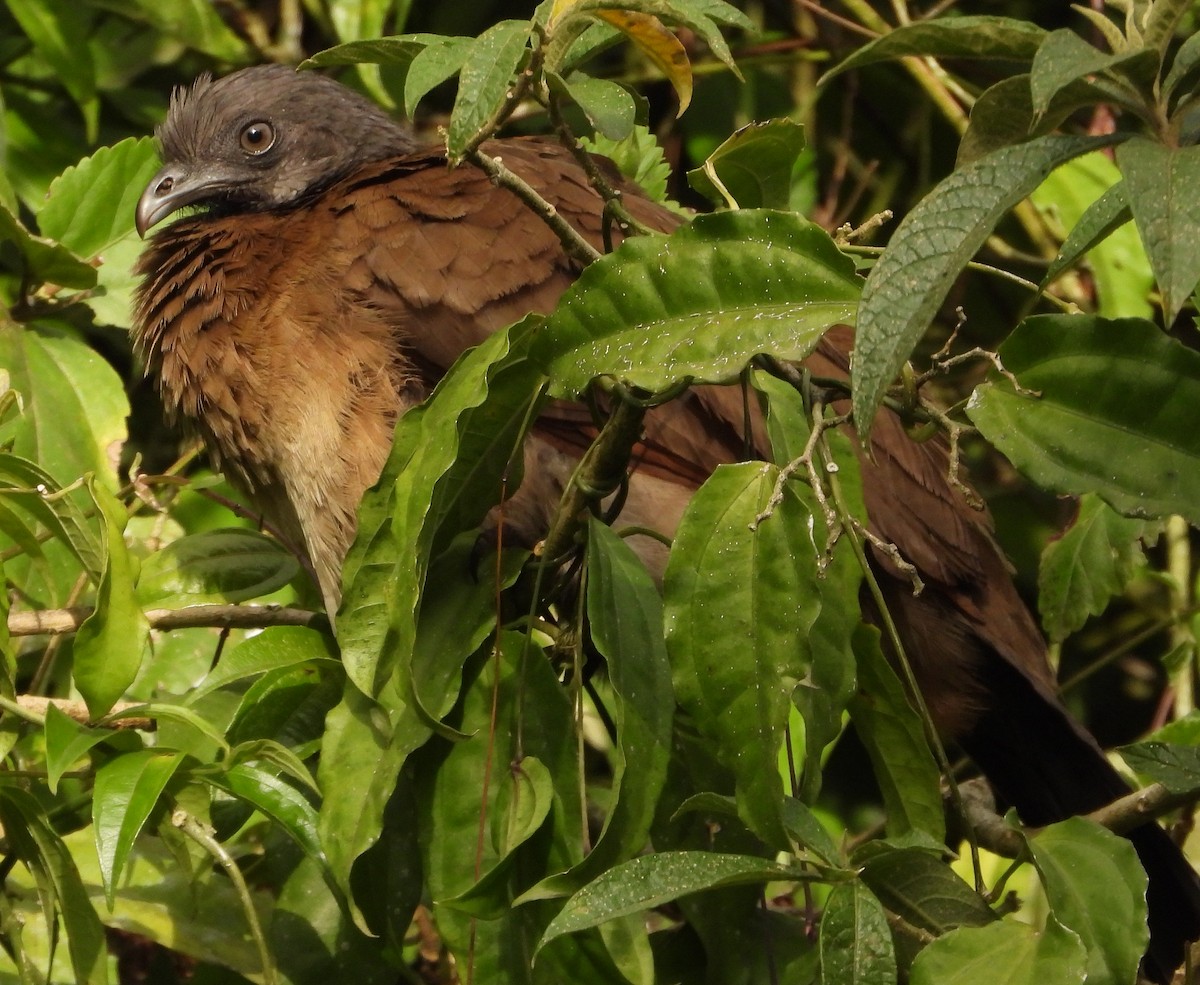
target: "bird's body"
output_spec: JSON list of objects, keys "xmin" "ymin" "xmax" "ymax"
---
[{"xmin": 134, "ymin": 65, "xmax": 1200, "ymax": 980}]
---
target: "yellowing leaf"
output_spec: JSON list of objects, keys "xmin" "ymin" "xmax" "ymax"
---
[{"xmin": 594, "ymin": 10, "xmax": 692, "ymax": 114}]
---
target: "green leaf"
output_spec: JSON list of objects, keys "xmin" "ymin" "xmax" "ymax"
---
[
  {"xmin": 539, "ymin": 851, "xmax": 800, "ymax": 948},
  {"xmin": 407, "ymin": 537, "xmax": 524, "ymax": 740},
  {"xmin": 404, "ymin": 36, "xmax": 473, "ymax": 117},
  {"xmin": 447, "ymin": 21, "xmax": 531, "ymax": 156},
  {"xmin": 1120, "ymin": 738, "xmax": 1200, "ymax": 795},
  {"xmin": 225, "ymin": 665, "xmax": 339, "ymax": 752},
  {"xmin": 316, "ymin": 684, "xmax": 433, "ymax": 927},
  {"xmin": 418, "ymin": 633, "xmax": 581, "ymax": 973},
  {"xmin": 542, "ymin": 210, "xmax": 860, "ymax": 396},
  {"xmin": 44, "ymin": 704, "xmax": 115, "ymax": 794},
  {"xmin": 118, "ymin": 0, "xmax": 250, "ymax": 61},
  {"xmin": 339, "ymin": 318, "xmax": 544, "ymax": 697},
  {"xmin": 1038, "ymin": 494, "xmax": 1147, "ymax": 642},
  {"xmin": 1143, "ymin": 0, "xmax": 1192, "ymax": 58},
  {"xmin": 1033, "ymin": 155, "xmax": 1151, "ymax": 322},
  {"xmin": 38, "ymin": 137, "xmax": 163, "ymax": 325},
  {"xmin": 1029, "ymin": 818, "xmax": 1147, "ymax": 985},
  {"xmin": 966, "ymin": 314, "xmax": 1200, "ymax": 524},
  {"xmin": 207, "ymin": 764, "xmax": 326, "ymax": 864},
  {"xmin": 136, "ymin": 528, "xmax": 300, "ymax": 606},
  {"xmin": 819, "ymin": 881, "xmax": 896, "ymax": 985},
  {"xmin": 687, "ymin": 119, "xmax": 807, "ymax": 210},
  {"xmin": 581, "ymin": 125, "xmax": 676, "ymax": 205},
  {"xmin": 39, "ymin": 138, "xmax": 159, "ymax": 259},
  {"xmin": 664, "ymin": 462, "xmax": 825, "ymax": 846},
  {"xmin": 909, "ymin": 920, "xmax": 1086, "ymax": 985},
  {"xmin": 188, "ymin": 625, "xmax": 339, "ymax": 701},
  {"xmin": 0, "ymin": 206, "xmax": 96, "ymax": 290},
  {"xmin": 857, "ymin": 846, "xmax": 996, "ymax": 940},
  {"xmin": 957, "ymin": 75, "xmax": 1113, "ymax": 167},
  {"xmin": 1162, "ymin": 31, "xmax": 1200, "ymax": 102},
  {"xmin": 820, "ymin": 16, "xmax": 1047, "ymax": 83},
  {"xmin": 755, "ymin": 374, "xmax": 862, "ymax": 802},
  {"xmin": 853, "ymin": 134, "xmax": 1111, "ymax": 437},
  {"xmin": 74, "ymin": 478, "xmax": 149, "ymax": 718},
  {"xmin": 93, "ymin": 750, "xmax": 185, "ymax": 905},
  {"xmin": 1116, "ymin": 137, "xmax": 1200, "ymax": 323},
  {"xmin": 302, "ymin": 33, "xmax": 445, "ymax": 70},
  {"xmin": 1041, "ymin": 181, "xmax": 1146, "ymax": 317},
  {"xmin": 5, "ymin": 0, "xmax": 98, "ymax": 139},
  {"xmin": 781, "ymin": 797, "xmax": 841, "ymax": 866},
  {"xmin": 0, "ymin": 322, "xmax": 128, "ymax": 494},
  {"xmin": 849, "ymin": 625, "xmax": 945, "ymax": 841},
  {"xmin": 1029, "ymin": 30, "xmax": 1155, "ymax": 118},
  {"xmin": 0, "ymin": 453, "xmax": 101, "ymax": 579},
  {"xmin": 492, "ymin": 754, "xmax": 555, "ymax": 857},
  {"xmin": 550, "ymin": 72, "xmax": 636, "ymax": 141},
  {"xmin": 0, "ymin": 787, "xmax": 108, "ymax": 985},
  {"xmin": 543, "ymin": 517, "xmax": 673, "ymax": 886}
]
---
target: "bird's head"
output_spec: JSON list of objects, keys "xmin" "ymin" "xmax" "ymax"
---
[{"xmin": 136, "ymin": 64, "xmax": 418, "ymax": 236}]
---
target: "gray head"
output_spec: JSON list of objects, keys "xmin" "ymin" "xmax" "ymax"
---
[{"xmin": 136, "ymin": 65, "xmax": 417, "ymax": 235}]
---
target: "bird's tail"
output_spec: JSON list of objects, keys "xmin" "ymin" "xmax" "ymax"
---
[{"xmin": 960, "ymin": 651, "xmax": 1200, "ymax": 983}]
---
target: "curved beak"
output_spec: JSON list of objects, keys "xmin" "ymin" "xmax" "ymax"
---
[{"xmin": 136, "ymin": 163, "xmax": 213, "ymax": 237}]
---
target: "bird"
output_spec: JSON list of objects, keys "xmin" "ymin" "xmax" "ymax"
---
[{"xmin": 133, "ymin": 64, "xmax": 1200, "ymax": 980}]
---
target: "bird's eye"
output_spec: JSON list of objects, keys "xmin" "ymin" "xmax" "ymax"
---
[{"xmin": 239, "ymin": 121, "xmax": 275, "ymax": 155}]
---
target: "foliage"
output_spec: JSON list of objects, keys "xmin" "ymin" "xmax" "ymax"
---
[{"xmin": 1, "ymin": 1, "xmax": 1200, "ymax": 983}]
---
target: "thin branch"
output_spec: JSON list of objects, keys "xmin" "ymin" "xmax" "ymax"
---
[
  {"xmin": 960, "ymin": 776, "xmax": 1199, "ymax": 859},
  {"xmin": 1, "ymin": 695, "xmax": 152, "ymax": 730},
  {"xmin": 468, "ymin": 147, "xmax": 600, "ymax": 267},
  {"xmin": 9, "ymin": 603, "xmax": 325, "ymax": 637},
  {"xmin": 173, "ymin": 809, "xmax": 276, "ymax": 985},
  {"xmin": 536, "ymin": 394, "xmax": 647, "ymax": 566}
]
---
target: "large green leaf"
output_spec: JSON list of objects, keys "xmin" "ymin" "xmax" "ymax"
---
[
  {"xmin": 854, "ymin": 134, "xmax": 1110, "ymax": 436},
  {"xmin": 1032, "ymin": 153, "xmax": 1152, "ymax": 321},
  {"xmin": 74, "ymin": 479, "xmax": 150, "ymax": 718},
  {"xmin": 819, "ymin": 881, "xmax": 896, "ymax": 985},
  {"xmin": 339, "ymin": 317, "xmax": 544, "ymax": 697},
  {"xmin": 820, "ymin": 16, "xmax": 1046, "ymax": 82},
  {"xmin": 0, "ymin": 321, "xmax": 128, "ymax": 493},
  {"xmin": 541, "ymin": 210, "xmax": 860, "ymax": 396},
  {"xmin": 447, "ymin": 20, "xmax": 531, "ymax": 156},
  {"xmin": 687, "ymin": 119, "xmax": 808, "ymax": 210},
  {"xmin": 664, "ymin": 462, "xmax": 824, "ymax": 846},
  {"xmin": 849, "ymin": 626, "xmax": 945, "ymax": 841},
  {"xmin": 1029, "ymin": 29, "xmax": 1156, "ymax": 118},
  {"xmin": 857, "ymin": 846, "xmax": 996, "ymax": 945},
  {"xmin": 545, "ymin": 517, "xmax": 674, "ymax": 887},
  {"xmin": 0, "ymin": 207, "xmax": 96, "ymax": 290},
  {"xmin": 38, "ymin": 137, "xmax": 162, "ymax": 325},
  {"xmin": 416, "ymin": 632, "xmax": 582, "ymax": 980},
  {"xmin": 754, "ymin": 373, "xmax": 862, "ymax": 802},
  {"xmin": 539, "ymin": 851, "xmax": 803, "ymax": 948},
  {"xmin": 1116, "ymin": 137, "xmax": 1200, "ymax": 323},
  {"xmin": 1030, "ymin": 818, "xmax": 1147, "ymax": 985},
  {"xmin": 136, "ymin": 529, "xmax": 300, "ymax": 606},
  {"xmin": 0, "ymin": 787, "xmax": 108, "ymax": 985},
  {"xmin": 909, "ymin": 920, "xmax": 1086, "ymax": 985},
  {"xmin": 93, "ymin": 750, "xmax": 186, "ymax": 905},
  {"xmin": 967, "ymin": 314, "xmax": 1200, "ymax": 524}
]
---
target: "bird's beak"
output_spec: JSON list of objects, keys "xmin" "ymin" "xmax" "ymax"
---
[{"xmin": 136, "ymin": 164, "xmax": 213, "ymax": 237}]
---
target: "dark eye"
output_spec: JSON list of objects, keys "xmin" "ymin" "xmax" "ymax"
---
[{"xmin": 239, "ymin": 121, "xmax": 275, "ymax": 155}]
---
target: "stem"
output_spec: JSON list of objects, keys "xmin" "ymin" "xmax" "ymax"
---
[
  {"xmin": 173, "ymin": 809, "xmax": 276, "ymax": 985},
  {"xmin": 1167, "ymin": 515, "xmax": 1195, "ymax": 718}
]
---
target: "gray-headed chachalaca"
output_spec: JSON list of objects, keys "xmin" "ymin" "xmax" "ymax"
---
[{"xmin": 133, "ymin": 65, "xmax": 1200, "ymax": 980}]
